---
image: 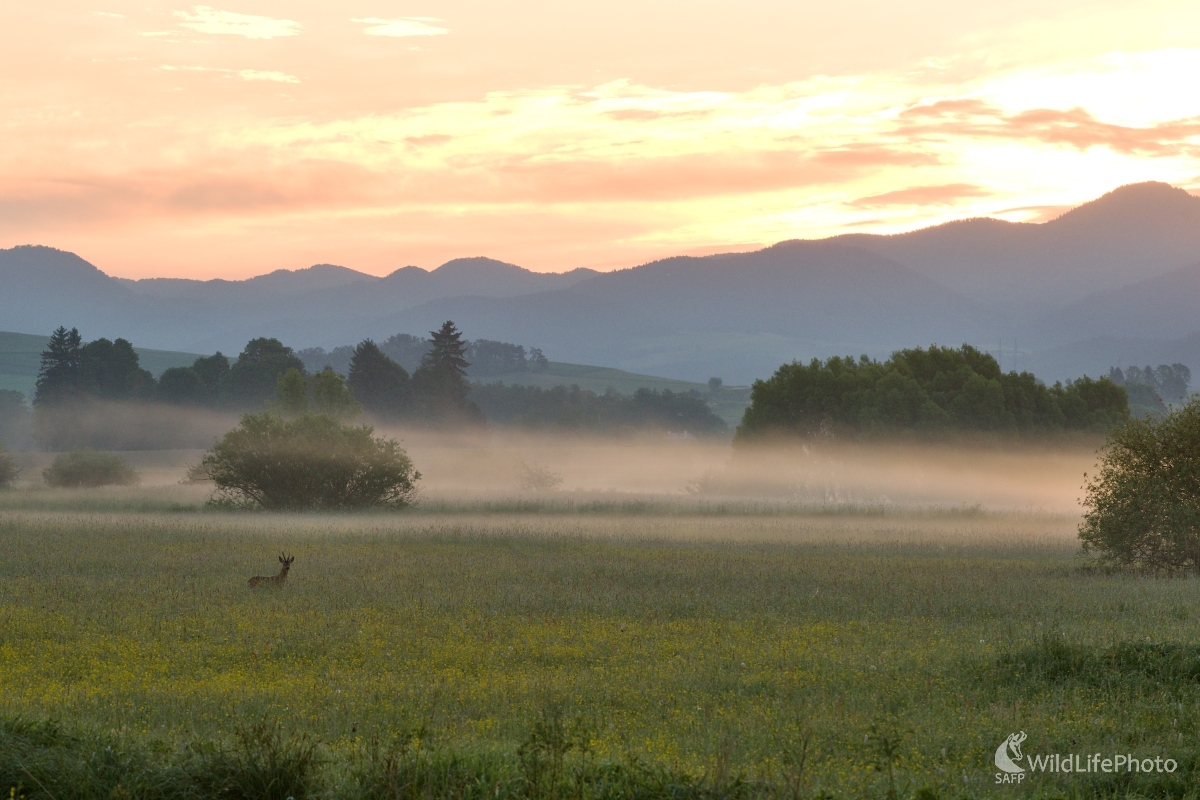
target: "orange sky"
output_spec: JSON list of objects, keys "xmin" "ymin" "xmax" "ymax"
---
[{"xmin": 3, "ymin": 1, "xmax": 1200, "ymax": 279}]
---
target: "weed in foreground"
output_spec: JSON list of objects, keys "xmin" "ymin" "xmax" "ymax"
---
[{"xmin": 185, "ymin": 718, "xmax": 321, "ymax": 800}]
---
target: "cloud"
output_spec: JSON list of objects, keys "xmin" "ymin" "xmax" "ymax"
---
[
  {"xmin": 478, "ymin": 150, "xmax": 881, "ymax": 203},
  {"xmin": 237, "ymin": 70, "xmax": 300, "ymax": 84},
  {"xmin": 898, "ymin": 98, "xmax": 994, "ymax": 119},
  {"xmin": 92, "ymin": 11, "xmax": 125, "ymax": 18},
  {"xmin": 0, "ymin": 143, "xmax": 920, "ymax": 229},
  {"xmin": 12, "ymin": 48, "xmax": 1200, "ymax": 273},
  {"xmin": 176, "ymin": 6, "xmax": 300, "ymax": 39},
  {"xmin": 0, "ymin": 160, "xmax": 385, "ymax": 230},
  {"xmin": 351, "ymin": 17, "xmax": 448, "ymax": 37},
  {"xmin": 1001, "ymin": 108, "xmax": 1200, "ymax": 155},
  {"xmin": 990, "ymin": 203, "xmax": 1075, "ymax": 224},
  {"xmin": 158, "ymin": 65, "xmax": 300, "ymax": 83},
  {"xmin": 405, "ymin": 134, "xmax": 454, "ymax": 147},
  {"xmin": 849, "ymin": 183, "xmax": 992, "ymax": 208},
  {"xmin": 897, "ymin": 100, "xmax": 1200, "ymax": 157},
  {"xmin": 605, "ymin": 108, "xmax": 715, "ymax": 122},
  {"xmin": 809, "ymin": 147, "xmax": 939, "ymax": 169}
]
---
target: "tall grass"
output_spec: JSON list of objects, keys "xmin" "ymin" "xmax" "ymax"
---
[{"xmin": 0, "ymin": 506, "xmax": 1196, "ymax": 797}]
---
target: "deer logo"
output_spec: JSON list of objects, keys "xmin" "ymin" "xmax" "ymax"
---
[
  {"xmin": 995, "ymin": 731, "xmax": 1027, "ymax": 774},
  {"xmin": 248, "ymin": 553, "xmax": 294, "ymax": 588}
]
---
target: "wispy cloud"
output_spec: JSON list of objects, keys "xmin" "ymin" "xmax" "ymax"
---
[
  {"xmin": 351, "ymin": 17, "xmax": 448, "ymax": 37},
  {"xmin": 78, "ymin": 52, "xmax": 1200, "ymax": 234},
  {"xmin": 92, "ymin": 11, "xmax": 124, "ymax": 18},
  {"xmin": 849, "ymin": 184, "xmax": 992, "ymax": 208},
  {"xmin": 158, "ymin": 65, "xmax": 300, "ymax": 83},
  {"xmin": 237, "ymin": 69, "xmax": 300, "ymax": 83},
  {"xmin": 898, "ymin": 103, "xmax": 1200, "ymax": 157},
  {"xmin": 176, "ymin": 6, "xmax": 300, "ymax": 39}
]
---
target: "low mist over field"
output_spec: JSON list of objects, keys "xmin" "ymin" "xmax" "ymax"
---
[{"xmin": 6, "ymin": 428, "xmax": 1101, "ymax": 515}]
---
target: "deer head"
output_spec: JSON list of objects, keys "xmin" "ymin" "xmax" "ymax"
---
[{"xmin": 279, "ymin": 553, "xmax": 295, "ymax": 572}]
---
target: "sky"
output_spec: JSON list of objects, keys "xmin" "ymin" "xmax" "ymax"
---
[{"xmin": 3, "ymin": 1, "xmax": 1200, "ymax": 280}]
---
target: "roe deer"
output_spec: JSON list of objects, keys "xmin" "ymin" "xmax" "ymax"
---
[{"xmin": 248, "ymin": 553, "xmax": 294, "ymax": 588}]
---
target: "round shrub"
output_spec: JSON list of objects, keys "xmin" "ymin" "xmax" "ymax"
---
[
  {"xmin": 0, "ymin": 445, "xmax": 18, "ymax": 489},
  {"xmin": 202, "ymin": 412, "xmax": 420, "ymax": 510},
  {"xmin": 1080, "ymin": 396, "xmax": 1200, "ymax": 573},
  {"xmin": 43, "ymin": 450, "xmax": 139, "ymax": 488}
]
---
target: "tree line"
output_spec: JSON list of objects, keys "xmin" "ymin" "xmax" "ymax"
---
[
  {"xmin": 471, "ymin": 383, "xmax": 726, "ymax": 435},
  {"xmin": 1107, "ymin": 363, "xmax": 1191, "ymax": 417},
  {"xmin": 298, "ymin": 334, "xmax": 549, "ymax": 377},
  {"xmin": 32, "ymin": 321, "xmax": 481, "ymax": 435},
  {"xmin": 20, "ymin": 321, "xmax": 726, "ymax": 449},
  {"xmin": 736, "ymin": 344, "xmax": 1131, "ymax": 440}
]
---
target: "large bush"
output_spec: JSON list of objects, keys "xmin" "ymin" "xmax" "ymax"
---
[
  {"xmin": 43, "ymin": 450, "xmax": 139, "ymax": 488},
  {"xmin": 202, "ymin": 413, "xmax": 420, "ymax": 510},
  {"xmin": 1080, "ymin": 398, "xmax": 1200, "ymax": 573}
]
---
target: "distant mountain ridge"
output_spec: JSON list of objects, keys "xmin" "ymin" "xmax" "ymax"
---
[
  {"xmin": 381, "ymin": 241, "xmax": 996, "ymax": 382},
  {"xmin": 2, "ymin": 181, "xmax": 1198, "ymax": 384},
  {"xmin": 1, "ymin": 248, "xmax": 604, "ymax": 356},
  {"xmin": 831, "ymin": 182, "xmax": 1200, "ymax": 309},
  {"xmin": 115, "ymin": 257, "xmax": 600, "ymax": 301}
]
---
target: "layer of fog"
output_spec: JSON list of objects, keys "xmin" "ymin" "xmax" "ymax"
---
[
  {"xmin": 8, "ymin": 403, "xmax": 1102, "ymax": 514},
  {"xmin": 395, "ymin": 430, "xmax": 1098, "ymax": 514}
]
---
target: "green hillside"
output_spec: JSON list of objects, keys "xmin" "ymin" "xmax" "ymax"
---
[
  {"xmin": 0, "ymin": 331, "xmax": 199, "ymax": 401},
  {"xmin": 475, "ymin": 362, "xmax": 751, "ymax": 426}
]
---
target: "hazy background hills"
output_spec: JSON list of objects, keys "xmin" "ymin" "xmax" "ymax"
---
[
  {"xmin": 2, "ymin": 181, "xmax": 1198, "ymax": 386},
  {"xmin": 834, "ymin": 182, "xmax": 1200, "ymax": 310}
]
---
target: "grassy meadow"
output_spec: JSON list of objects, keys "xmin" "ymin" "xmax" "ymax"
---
[{"xmin": 2, "ymin": 441, "xmax": 1198, "ymax": 798}]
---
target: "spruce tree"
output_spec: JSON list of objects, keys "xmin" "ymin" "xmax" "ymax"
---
[
  {"xmin": 34, "ymin": 326, "xmax": 83, "ymax": 405},
  {"xmin": 424, "ymin": 321, "xmax": 471, "ymax": 378},
  {"xmin": 412, "ymin": 321, "xmax": 483, "ymax": 424}
]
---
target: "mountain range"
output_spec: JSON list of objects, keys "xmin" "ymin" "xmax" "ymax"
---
[{"xmin": 1, "ymin": 181, "xmax": 1198, "ymax": 385}]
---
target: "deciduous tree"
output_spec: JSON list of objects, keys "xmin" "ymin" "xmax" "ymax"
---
[
  {"xmin": 348, "ymin": 339, "xmax": 410, "ymax": 418},
  {"xmin": 223, "ymin": 338, "xmax": 306, "ymax": 409},
  {"xmin": 1080, "ymin": 398, "xmax": 1200, "ymax": 573}
]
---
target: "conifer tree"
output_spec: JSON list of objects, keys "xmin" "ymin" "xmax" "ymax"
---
[
  {"xmin": 34, "ymin": 326, "xmax": 83, "ymax": 405},
  {"xmin": 412, "ymin": 321, "xmax": 484, "ymax": 424}
]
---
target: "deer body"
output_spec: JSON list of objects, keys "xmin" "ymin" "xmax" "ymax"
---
[{"xmin": 248, "ymin": 554, "xmax": 294, "ymax": 588}]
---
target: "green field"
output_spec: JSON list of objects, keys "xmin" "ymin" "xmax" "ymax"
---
[{"xmin": 2, "ymin": 480, "xmax": 1197, "ymax": 797}]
